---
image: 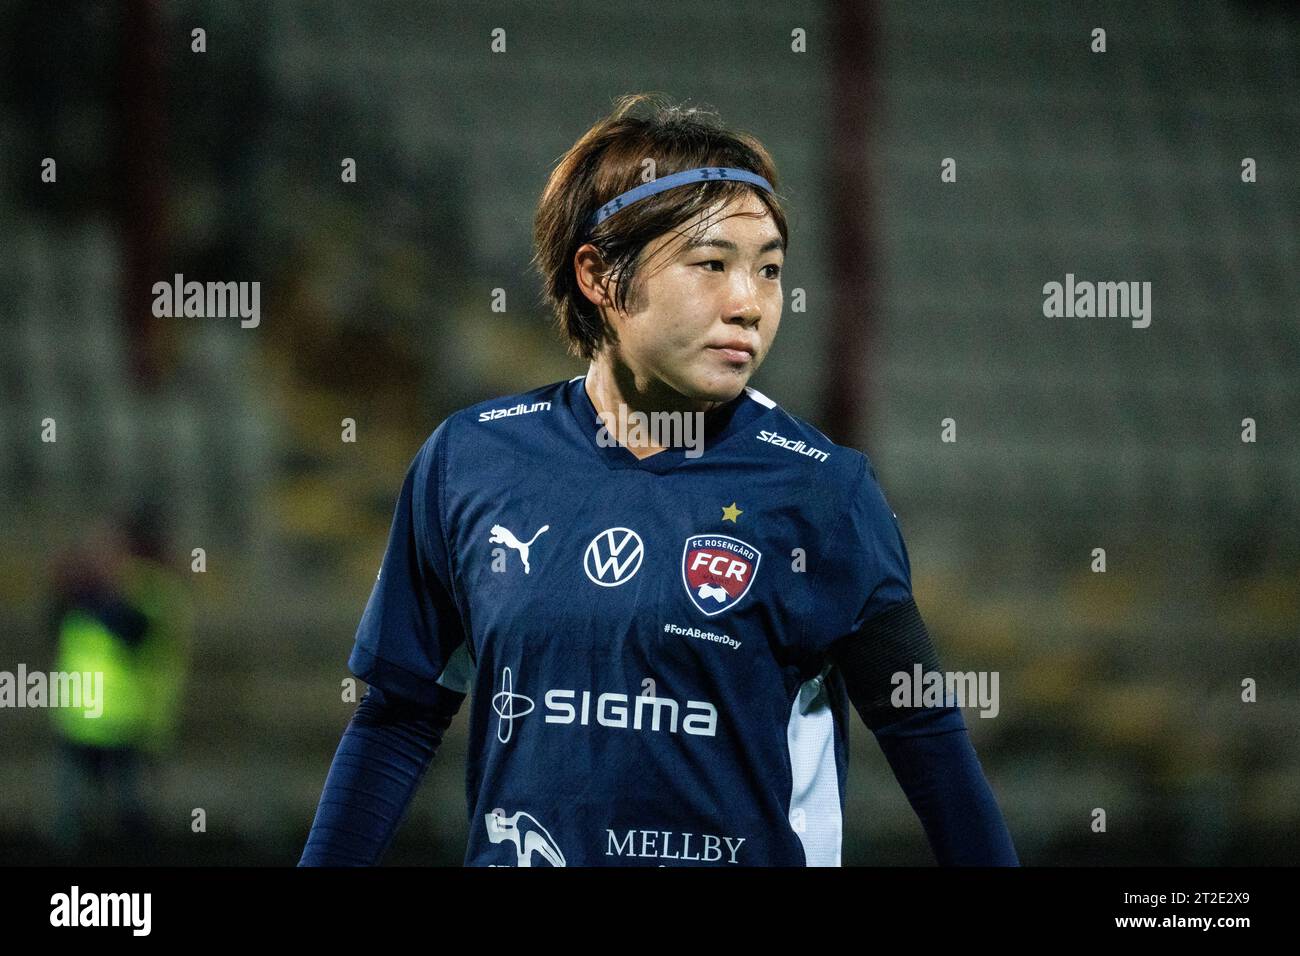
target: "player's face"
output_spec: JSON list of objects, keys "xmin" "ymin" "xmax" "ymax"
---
[{"xmin": 609, "ymin": 192, "xmax": 784, "ymax": 405}]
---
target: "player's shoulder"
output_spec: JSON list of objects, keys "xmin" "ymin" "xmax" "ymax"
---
[
  {"xmin": 454, "ymin": 378, "xmax": 570, "ymax": 428},
  {"xmin": 746, "ymin": 387, "xmax": 901, "ymax": 535},
  {"xmin": 403, "ymin": 380, "xmax": 573, "ymax": 501},
  {"xmin": 742, "ymin": 384, "xmax": 875, "ymax": 489},
  {"xmin": 420, "ymin": 378, "xmax": 570, "ymax": 451}
]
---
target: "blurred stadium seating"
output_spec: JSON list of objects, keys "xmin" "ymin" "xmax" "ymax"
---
[{"xmin": 0, "ymin": 0, "xmax": 1295, "ymax": 865}]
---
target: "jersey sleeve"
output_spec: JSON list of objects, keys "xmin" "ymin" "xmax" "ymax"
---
[
  {"xmin": 347, "ymin": 420, "xmax": 471, "ymax": 706},
  {"xmin": 801, "ymin": 454, "xmax": 914, "ymax": 660}
]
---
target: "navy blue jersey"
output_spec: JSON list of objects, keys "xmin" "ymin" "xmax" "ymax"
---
[{"xmin": 348, "ymin": 374, "xmax": 913, "ymax": 866}]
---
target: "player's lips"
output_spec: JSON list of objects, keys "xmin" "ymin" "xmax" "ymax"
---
[{"xmin": 706, "ymin": 339, "xmax": 756, "ymax": 363}]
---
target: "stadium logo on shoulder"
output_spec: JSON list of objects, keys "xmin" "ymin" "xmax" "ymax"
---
[
  {"xmin": 478, "ymin": 400, "xmax": 551, "ymax": 422},
  {"xmin": 756, "ymin": 429, "xmax": 828, "ymax": 462},
  {"xmin": 682, "ymin": 535, "xmax": 761, "ymax": 617}
]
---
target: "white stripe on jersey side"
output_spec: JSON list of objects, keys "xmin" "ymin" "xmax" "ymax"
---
[
  {"xmin": 786, "ymin": 665, "xmax": 842, "ymax": 866},
  {"xmin": 435, "ymin": 641, "xmax": 476, "ymax": 695},
  {"xmin": 569, "ymin": 375, "xmax": 585, "ymax": 382}
]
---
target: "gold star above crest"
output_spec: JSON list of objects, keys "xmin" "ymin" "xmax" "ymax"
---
[{"xmin": 721, "ymin": 502, "xmax": 743, "ymax": 523}]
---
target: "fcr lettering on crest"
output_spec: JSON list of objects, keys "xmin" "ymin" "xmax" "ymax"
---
[{"xmin": 682, "ymin": 535, "xmax": 761, "ymax": 617}]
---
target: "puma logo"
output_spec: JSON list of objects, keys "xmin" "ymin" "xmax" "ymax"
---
[{"xmin": 489, "ymin": 524, "xmax": 550, "ymax": 574}]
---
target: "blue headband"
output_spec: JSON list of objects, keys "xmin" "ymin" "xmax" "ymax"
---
[{"xmin": 585, "ymin": 166, "xmax": 773, "ymax": 235}]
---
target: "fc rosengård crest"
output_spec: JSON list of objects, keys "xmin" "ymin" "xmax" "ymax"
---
[{"xmin": 681, "ymin": 535, "xmax": 761, "ymax": 617}]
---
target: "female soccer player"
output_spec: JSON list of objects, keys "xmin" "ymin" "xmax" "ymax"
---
[{"xmin": 299, "ymin": 93, "xmax": 1018, "ymax": 867}]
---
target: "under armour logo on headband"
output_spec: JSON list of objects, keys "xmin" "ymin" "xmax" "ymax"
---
[{"xmin": 585, "ymin": 166, "xmax": 774, "ymax": 235}]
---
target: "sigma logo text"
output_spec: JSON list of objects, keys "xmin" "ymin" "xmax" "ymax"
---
[
  {"xmin": 491, "ymin": 665, "xmax": 718, "ymax": 740},
  {"xmin": 545, "ymin": 688, "xmax": 717, "ymax": 735}
]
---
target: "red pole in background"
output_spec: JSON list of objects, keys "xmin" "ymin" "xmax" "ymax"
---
[
  {"xmin": 117, "ymin": 0, "xmax": 167, "ymax": 391},
  {"xmin": 821, "ymin": 0, "xmax": 880, "ymax": 449}
]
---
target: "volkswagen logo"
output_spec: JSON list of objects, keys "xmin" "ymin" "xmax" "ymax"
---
[{"xmin": 583, "ymin": 527, "xmax": 644, "ymax": 587}]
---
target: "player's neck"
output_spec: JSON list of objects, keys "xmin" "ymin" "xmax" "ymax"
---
[{"xmin": 584, "ymin": 358, "xmax": 722, "ymax": 460}]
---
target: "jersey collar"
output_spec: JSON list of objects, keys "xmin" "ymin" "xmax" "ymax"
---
[{"xmin": 563, "ymin": 373, "xmax": 768, "ymax": 473}]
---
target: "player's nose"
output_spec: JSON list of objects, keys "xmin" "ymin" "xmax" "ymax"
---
[{"xmin": 723, "ymin": 277, "xmax": 763, "ymax": 328}]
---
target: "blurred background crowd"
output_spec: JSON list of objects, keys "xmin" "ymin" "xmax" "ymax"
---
[{"xmin": 0, "ymin": 0, "xmax": 1296, "ymax": 865}]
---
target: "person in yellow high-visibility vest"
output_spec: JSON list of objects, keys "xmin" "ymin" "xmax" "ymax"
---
[
  {"xmin": 49, "ymin": 514, "xmax": 190, "ymax": 860},
  {"xmin": 51, "ymin": 608, "xmax": 150, "ymax": 748}
]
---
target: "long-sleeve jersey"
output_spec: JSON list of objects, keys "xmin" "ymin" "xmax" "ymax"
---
[{"xmin": 316, "ymin": 373, "xmax": 1012, "ymax": 866}]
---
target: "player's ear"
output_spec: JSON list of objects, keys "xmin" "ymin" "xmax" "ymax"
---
[{"xmin": 574, "ymin": 242, "xmax": 616, "ymax": 310}]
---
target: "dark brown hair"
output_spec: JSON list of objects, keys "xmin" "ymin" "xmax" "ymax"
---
[{"xmin": 532, "ymin": 93, "xmax": 788, "ymax": 360}]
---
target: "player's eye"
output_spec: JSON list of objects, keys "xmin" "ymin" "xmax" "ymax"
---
[
  {"xmin": 762, "ymin": 263, "xmax": 782, "ymax": 279},
  {"xmin": 696, "ymin": 260, "xmax": 725, "ymax": 272}
]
